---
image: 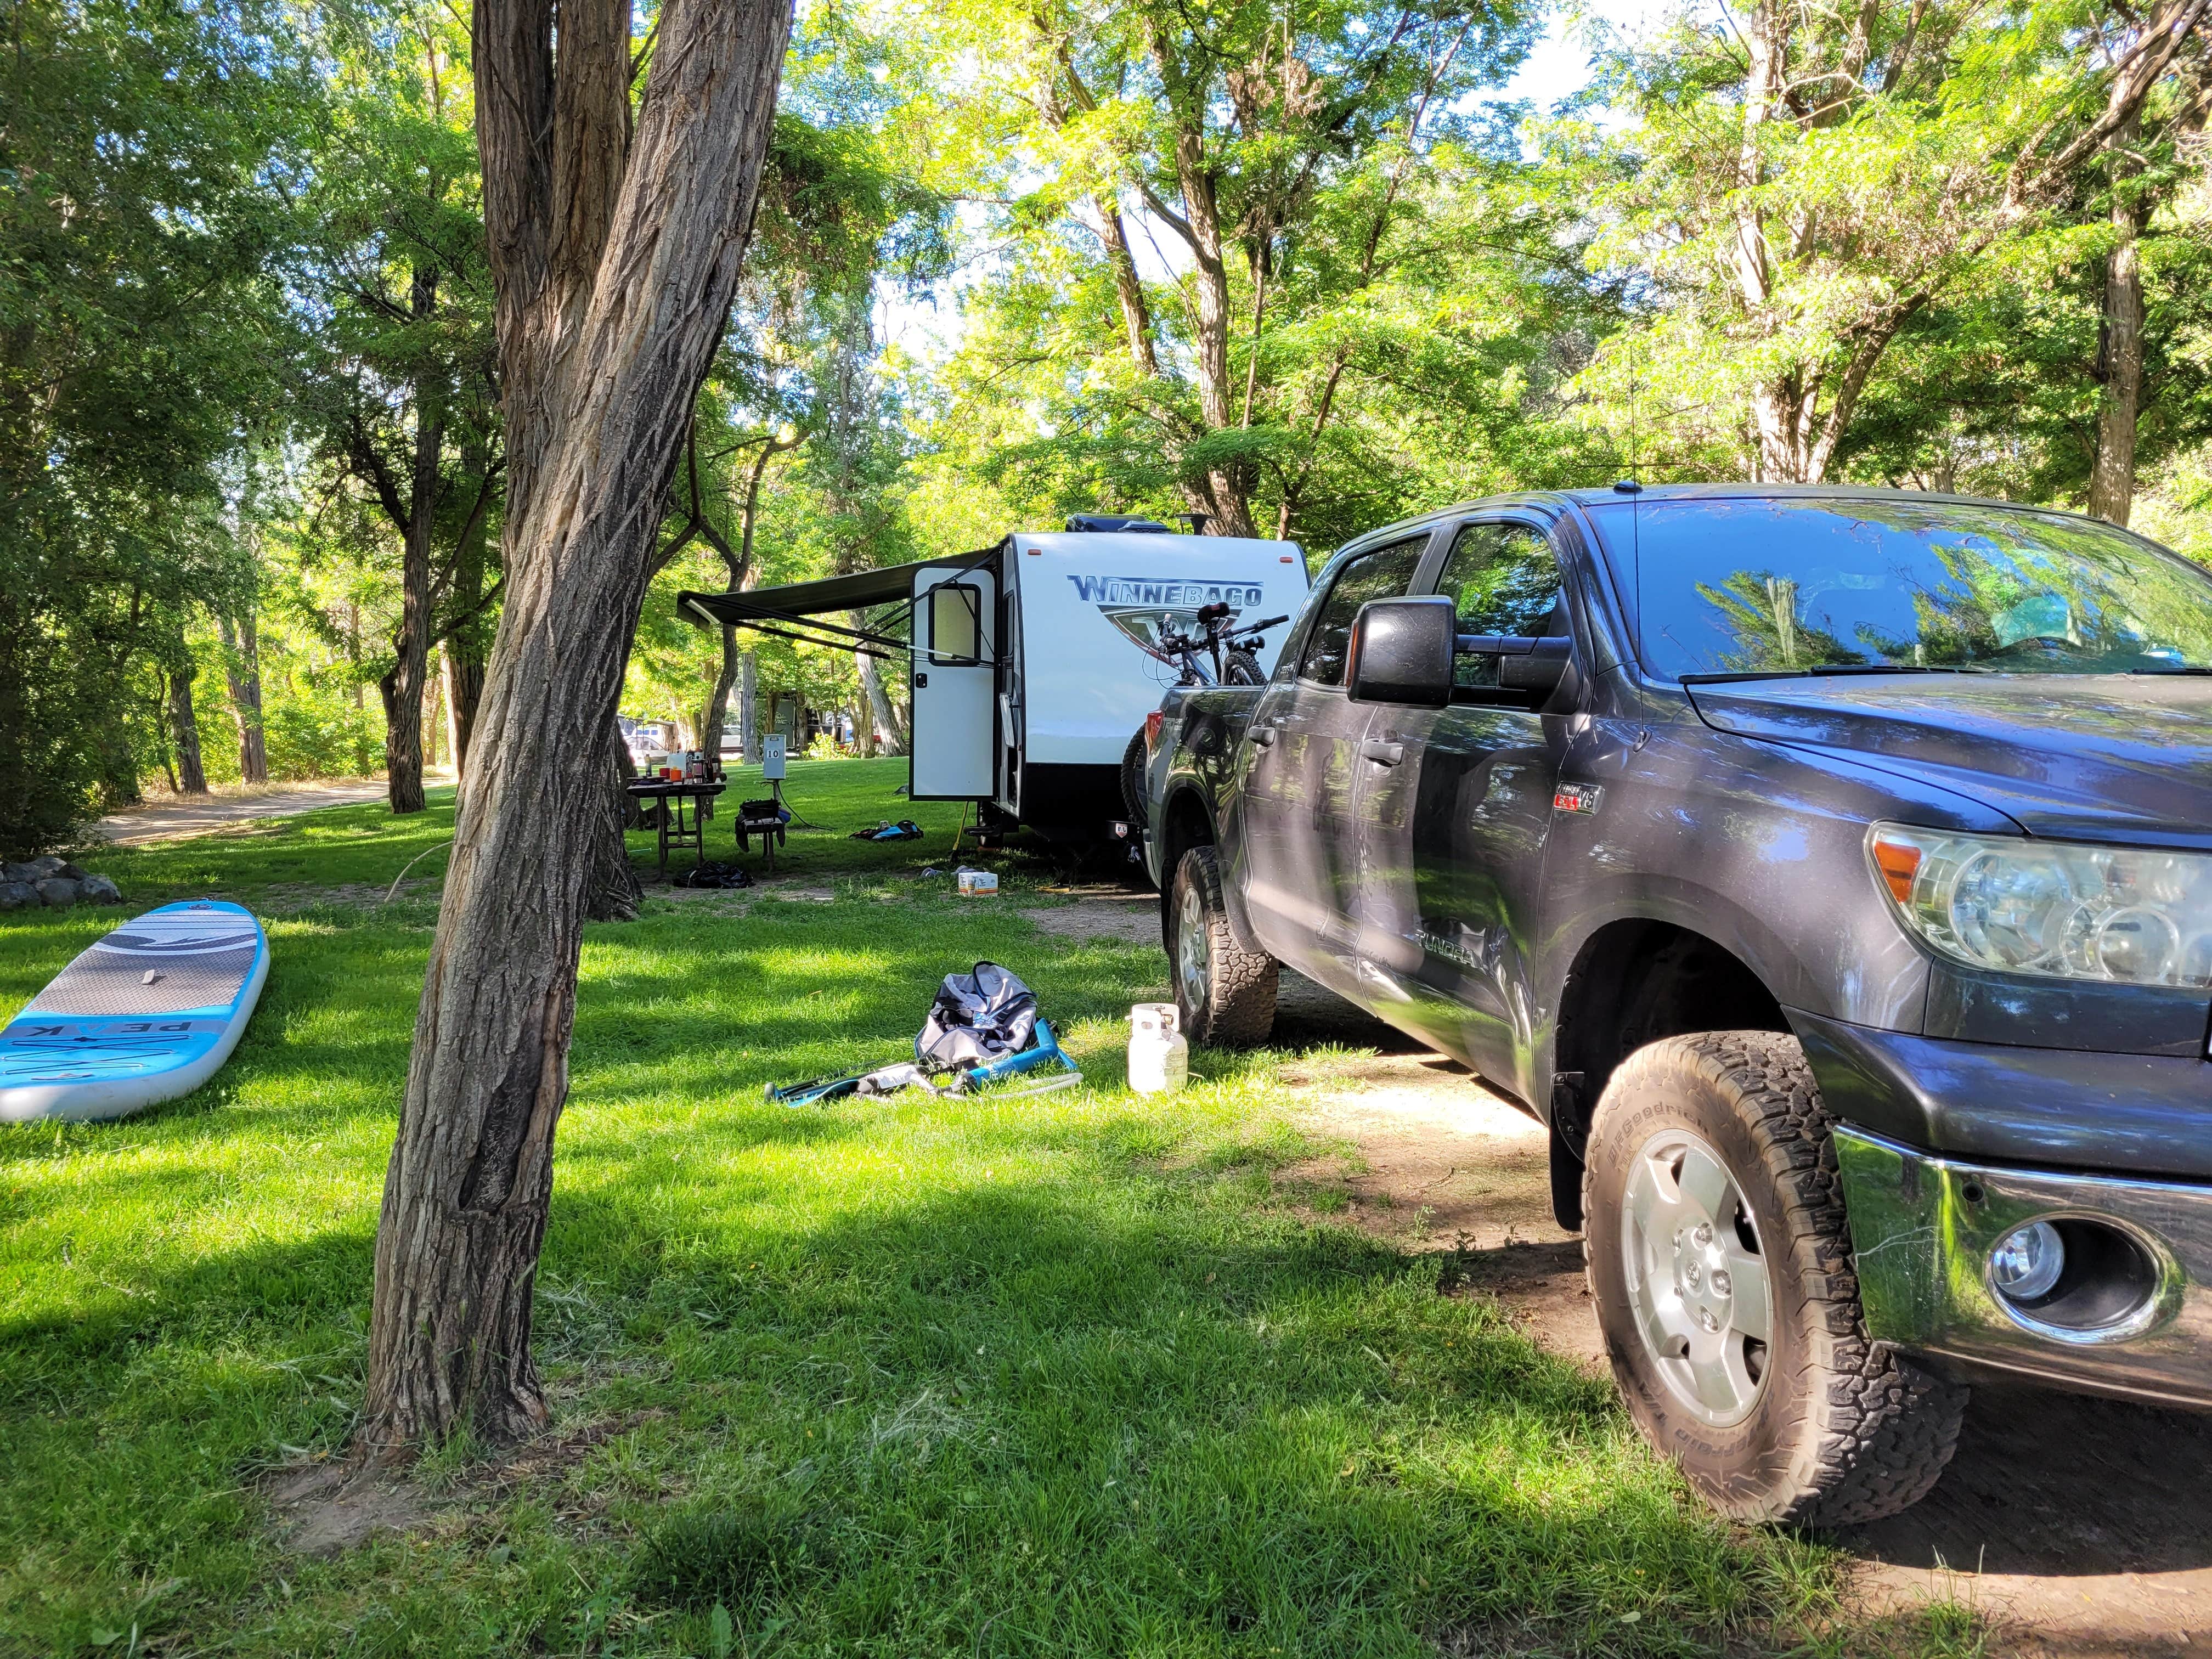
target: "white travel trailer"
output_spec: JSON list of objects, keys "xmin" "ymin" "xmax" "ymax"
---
[{"xmin": 678, "ymin": 518, "xmax": 1308, "ymax": 842}]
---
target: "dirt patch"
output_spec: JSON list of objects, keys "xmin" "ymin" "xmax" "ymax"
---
[
  {"xmin": 254, "ymin": 878, "xmax": 442, "ymax": 914},
  {"xmin": 264, "ymin": 1462, "xmax": 436, "ymax": 1555},
  {"xmin": 1842, "ymin": 1387, "xmax": 2212, "ymax": 1655},
  {"xmin": 1024, "ymin": 902, "xmax": 1159, "ymax": 946},
  {"xmin": 1273, "ymin": 1046, "xmax": 1598, "ymax": 1369},
  {"xmin": 264, "ymin": 1416, "xmax": 641, "ymax": 1555},
  {"xmin": 1270, "ymin": 988, "xmax": 2212, "ymax": 1650}
]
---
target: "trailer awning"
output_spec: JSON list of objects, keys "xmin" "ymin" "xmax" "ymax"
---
[
  {"xmin": 678, "ymin": 560, "xmax": 953, "ymax": 627},
  {"xmin": 676, "ymin": 552, "xmax": 995, "ymax": 659}
]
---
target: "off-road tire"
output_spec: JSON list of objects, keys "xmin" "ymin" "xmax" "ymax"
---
[
  {"xmin": 1170, "ymin": 845, "xmax": 1278, "ymax": 1047},
  {"xmin": 1224, "ymin": 650, "xmax": 1266, "ymax": 686},
  {"xmin": 1582, "ymin": 1031, "xmax": 1967, "ymax": 1527},
  {"xmin": 1121, "ymin": 728, "xmax": 1150, "ymax": 822}
]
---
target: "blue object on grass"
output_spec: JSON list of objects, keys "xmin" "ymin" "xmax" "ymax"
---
[{"xmin": 0, "ymin": 900, "xmax": 269, "ymax": 1122}]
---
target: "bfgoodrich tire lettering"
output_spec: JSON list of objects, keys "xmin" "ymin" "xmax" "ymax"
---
[
  {"xmin": 1170, "ymin": 845, "xmax": 1277, "ymax": 1047},
  {"xmin": 1582, "ymin": 1031, "xmax": 1967, "ymax": 1526}
]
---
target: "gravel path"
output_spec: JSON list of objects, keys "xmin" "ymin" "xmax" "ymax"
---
[{"xmin": 91, "ymin": 778, "xmax": 415, "ymax": 847}]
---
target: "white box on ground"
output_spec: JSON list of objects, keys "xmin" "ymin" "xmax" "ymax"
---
[
  {"xmin": 761, "ymin": 735, "xmax": 786, "ymax": 780},
  {"xmin": 956, "ymin": 868, "xmax": 998, "ymax": 896}
]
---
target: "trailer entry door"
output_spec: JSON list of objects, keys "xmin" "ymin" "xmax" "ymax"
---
[{"xmin": 911, "ymin": 568, "xmax": 997, "ymax": 799}]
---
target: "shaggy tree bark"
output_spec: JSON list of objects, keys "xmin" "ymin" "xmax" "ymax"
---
[
  {"xmin": 443, "ymin": 442, "xmax": 497, "ymax": 775},
  {"xmin": 358, "ymin": 0, "xmax": 792, "ymax": 1460},
  {"xmin": 737, "ymin": 651, "xmax": 760, "ymax": 764},
  {"xmin": 854, "ymin": 636, "xmax": 902, "ymax": 755},
  {"xmin": 701, "ymin": 431, "xmax": 790, "ymax": 757},
  {"xmin": 217, "ymin": 604, "xmax": 268, "ymax": 784},
  {"xmin": 167, "ymin": 647, "xmax": 209, "ymax": 796},
  {"xmin": 385, "ymin": 267, "xmax": 443, "ymax": 814},
  {"xmin": 2090, "ymin": 114, "xmax": 2149, "ymax": 524}
]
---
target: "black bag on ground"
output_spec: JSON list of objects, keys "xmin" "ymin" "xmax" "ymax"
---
[{"xmin": 916, "ymin": 962, "xmax": 1037, "ymax": 1068}]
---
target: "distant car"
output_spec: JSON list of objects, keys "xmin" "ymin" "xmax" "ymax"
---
[{"xmin": 1146, "ymin": 483, "xmax": 2212, "ymax": 1528}]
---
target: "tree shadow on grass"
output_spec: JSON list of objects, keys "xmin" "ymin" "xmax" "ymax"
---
[
  {"xmin": 550, "ymin": 1166, "xmax": 1823, "ymax": 1657},
  {"xmin": 2, "ymin": 1092, "xmax": 1835, "ymax": 1659}
]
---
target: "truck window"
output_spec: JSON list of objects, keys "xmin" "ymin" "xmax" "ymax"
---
[
  {"xmin": 1437, "ymin": 524, "xmax": 1565, "ymax": 690},
  {"xmin": 1297, "ymin": 536, "xmax": 1427, "ymax": 687},
  {"xmin": 1582, "ymin": 496, "xmax": 2212, "ymax": 679}
]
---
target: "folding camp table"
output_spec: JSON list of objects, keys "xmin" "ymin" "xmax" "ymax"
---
[{"xmin": 626, "ymin": 781, "xmax": 725, "ymax": 875}]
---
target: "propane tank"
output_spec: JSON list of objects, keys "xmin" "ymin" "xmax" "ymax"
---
[{"xmin": 1126, "ymin": 1002, "xmax": 1188, "ymax": 1096}]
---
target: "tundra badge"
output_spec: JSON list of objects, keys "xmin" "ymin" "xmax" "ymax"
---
[{"xmin": 1553, "ymin": 782, "xmax": 1603, "ymax": 815}]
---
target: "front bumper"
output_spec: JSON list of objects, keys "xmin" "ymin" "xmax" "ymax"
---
[{"xmin": 1835, "ymin": 1126, "xmax": 2212, "ymax": 1407}]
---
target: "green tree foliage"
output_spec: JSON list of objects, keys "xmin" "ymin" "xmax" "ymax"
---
[
  {"xmin": 907, "ymin": 0, "xmax": 1618, "ymax": 549},
  {"xmin": 296, "ymin": 4, "xmax": 501, "ymax": 807},
  {"xmin": 0, "ymin": 0, "xmax": 311, "ymax": 852},
  {"xmin": 1577, "ymin": 0, "xmax": 2210, "ymax": 487}
]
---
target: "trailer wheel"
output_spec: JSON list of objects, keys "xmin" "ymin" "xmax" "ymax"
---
[
  {"xmin": 1121, "ymin": 728, "xmax": 1150, "ymax": 822},
  {"xmin": 1582, "ymin": 1031, "xmax": 1966, "ymax": 1526},
  {"xmin": 1170, "ymin": 846, "xmax": 1277, "ymax": 1046}
]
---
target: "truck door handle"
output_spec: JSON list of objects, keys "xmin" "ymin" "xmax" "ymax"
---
[
  {"xmin": 1362, "ymin": 740, "xmax": 1404, "ymax": 767},
  {"xmin": 1249, "ymin": 726, "xmax": 1276, "ymax": 747}
]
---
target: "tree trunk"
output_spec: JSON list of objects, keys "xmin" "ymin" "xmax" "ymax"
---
[
  {"xmin": 168, "ymin": 657, "xmax": 209, "ymax": 795},
  {"xmin": 1169, "ymin": 127, "xmax": 1254, "ymax": 535},
  {"xmin": 381, "ymin": 274, "xmax": 444, "ymax": 816},
  {"xmin": 443, "ymin": 644, "xmax": 486, "ymax": 776},
  {"xmin": 1095, "ymin": 199, "xmax": 1159, "ymax": 378},
  {"xmin": 100, "ymin": 706, "xmax": 144, "ymax": 808},
  {"xmin": 585, "ymin": 719, "xmax": 644, "ymax": 922},
  {"xmin": 426, "ymin": 666, "xmax": 447, "ymax": 771},
  {"xmin": 217, "ymin": 605, "xmax": 268, "ymax": 784},
  {"xmin": 855, "ymin": 631, "xmax": 901, "ymax": 757},
  {"xmin": 738, "ymin": 651, "xmax": 760, "ymax": 764},
  {"xmin": 2089, "ymin": 114, "xmax": 2147, "ymax": 526},
  {"xmin": 706, "ymin": 624, "xmax": 743, "ymax": 761},
  {"xmin": 707, "ymin": 435, "xmax": 781, "ymax": 765},
  {"xmin": 443, "ymin": 449, "xmax": 494, "ymax": 776},
  {"xmin": 359, "ymin": 0, "xmax": 791, "ymax": 1460},
  {"xmin": 378, "ymin": 644, "xmax": 429, "ymax": 812}
]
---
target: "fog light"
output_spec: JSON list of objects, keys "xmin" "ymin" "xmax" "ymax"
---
[{"xmin": 1990, "ymin": 1221, "xmax": 2066, "ymax": 1302}]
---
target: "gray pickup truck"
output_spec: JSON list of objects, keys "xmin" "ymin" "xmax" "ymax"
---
[{"xmin": 1142, "ymin": 483, "xmax": 2212, "ymax": 1525}]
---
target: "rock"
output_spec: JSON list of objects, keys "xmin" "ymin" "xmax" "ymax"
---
[
  {"xmin": 58, "ymin": 861, "xmax": 88, "ymax": 881},
  {"xmin": 35, "ymin": 878, "xmax": 77, "ymax": 908},
  {"xmin": 77, "ymin": 873, "xmax": 121, "ymax": 904},
  {"xmin": 2, "ymin": 861, "xmax": 38, "ymax": 885},
  {"xmin": 26, "ymin": 855, "xmax": 65, "ymax": 879},
  {"xmin": 0, "ymin": 882, "xmax": 36, "ymax": 911}
]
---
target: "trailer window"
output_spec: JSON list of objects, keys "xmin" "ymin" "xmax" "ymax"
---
[
  {"xmin": 1297, "ymin": 536, "xmax": 1427, "ymax": 688},
  {"xmin": 927, "ymin": 583, "xmax": 983, "ymax": 665}
]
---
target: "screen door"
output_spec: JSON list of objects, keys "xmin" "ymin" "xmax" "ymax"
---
[{"xmin": 910, "ymin": 568, "xmax": 997, "ymax": 799}]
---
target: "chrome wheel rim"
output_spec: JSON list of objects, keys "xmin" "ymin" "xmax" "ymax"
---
[
  {"xmin": 1176, "ymin": 880, "xmax": 1209, "ymax": 1015},
  {"xmin": 1621, "ymin": 1127, "xmax": 1773, "ymax": 1427}
]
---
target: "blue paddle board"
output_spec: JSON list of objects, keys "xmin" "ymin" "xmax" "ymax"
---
[{"xmin": 0, "ymin": 900, "xmax": 269, "ymax": 1122}]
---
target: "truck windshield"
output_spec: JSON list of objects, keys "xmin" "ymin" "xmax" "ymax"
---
[{"xmin": 1583, "ymin": 497, "xmax": 2212, "ymax": 680}]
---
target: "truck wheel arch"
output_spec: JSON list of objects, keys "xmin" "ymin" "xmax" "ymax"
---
[
  {"xmin": 1549, "ymin": 919, "xmax": 1790, "ymax": 1230},
  {"xmin": 1155, "ymin": 786, "xmax": 1217, "ymax": 954}
]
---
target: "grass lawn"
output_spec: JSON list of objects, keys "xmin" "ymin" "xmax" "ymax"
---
[{"xmin": 0, "ymin": 760, "xmax": 1975, "ymax": 1658}]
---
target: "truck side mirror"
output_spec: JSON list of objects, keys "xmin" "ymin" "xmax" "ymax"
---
[
  {"xmin": 1463, "ymin": 635, "xmax": 1573, "ymax": 701},
  {"xmin": 1347, "ymin": 597, "xmax": 1455, "ymax": 707}
]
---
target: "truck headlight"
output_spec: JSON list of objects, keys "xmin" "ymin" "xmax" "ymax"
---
[{"xmin": 1868, "ymin": 823, "xmax": 2212, "ymax": 988}]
